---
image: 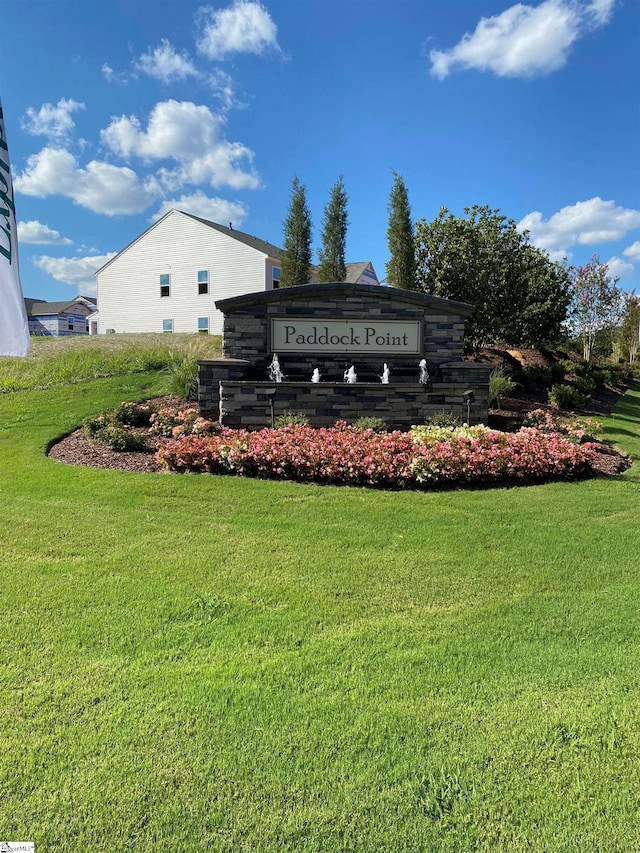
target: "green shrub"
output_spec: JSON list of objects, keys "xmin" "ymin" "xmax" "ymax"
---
[
  {"xmin": 557, "ymin": 358, "xmax": 577, "ymax": 376},
  {"xmin": 274, "ymin": 411, "xmax": 310, "ymax": 428},
  {"xmin": 514, "ymin": 363, "xmax": 566, "ymax": 389},
  {"xmin": 549, "ymin": 384, "xmax": 587, "ymax": 410},
  {"xmin": 425, "ymin": 410, "xmax": 461, "ymax": 428},
  {"xmin": 354, "ymin": 416, "xmax": 388, "ymax": 432},
  {"xmin": 82, "ymin": 413, "xmax": 110, "ymax": 438},
  {"xmin": 608, "ymin": 363, "xmax": 630, "ymax": 381},
  {"xmin": 594, "ymin": 367, "xmax": 614, "ymax": 386},
  {"xmin": 489, "ymin": 368, "xmax": 516, "ymax": 408},
  {"xmin": 113, "ymin": 401, "xmax": 155, "ymax": 427},
  {"xmin": 574, "ymin": 359, "xmax": 591, "ymax": 377},
  {"xmin": 570, "ymin": 376, "xmax": 596, "ymax": 396},
  {"xmin": 97, "ymin": 424, "xmax": 148, "ymax": 452}
]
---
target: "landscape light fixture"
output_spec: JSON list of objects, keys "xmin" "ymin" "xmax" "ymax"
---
[
  {"xmin": 265, "ymin": 387, "xmax": 277, "ymax": 428},
  {"xmin": 462, "ymin": 389, "xmax": 475, "ymax": 424}
]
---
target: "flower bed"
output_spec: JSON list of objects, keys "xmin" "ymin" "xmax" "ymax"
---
[{"xmin": 157, "ymin": 421, "xmax": 597, "ymax": 489}]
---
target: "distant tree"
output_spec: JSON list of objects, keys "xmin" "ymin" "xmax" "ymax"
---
[
  {"xmin": 317, "ymin": 176, "xmax": 348, "ymax": 283},
  {"xmin": 386, "ymin": 172, "xmax": 416, "ymax": 290},
  {"xmin": 620, "ymin": 292, "xmax": 640, "ymax": 363},
  {"xmin": 280, "ymin": 177, "xmax": 313, "ymax": 288},
  {"xmin": 414, "ymin": 205, "xmax": 571, "ymax": 351},
  {"xmin": 569, "ymin": 254, "xmax": 623, "ymax": 361}
]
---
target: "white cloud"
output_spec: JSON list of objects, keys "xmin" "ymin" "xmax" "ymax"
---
[
  {"xmin": 151, "ymin": 191, "xmax": 248, "ymax": 225},
  {"xmin": 196, "ymin": 0, "xmax": 280, "ymax": 61},
  {"xmin": 135, "ymin": 39, "xmax": 199, "ymax": 83},
  {"xmin": 102, "ymin": 63, "xmax": 128, "ymax": 84},
  {"xmin": 208, "ymin": 69, "xmax": 238, "ymax": 111},
  {"xmin": 623, "ymin": 241, "xmax": 640, "ymax": 262},
  {"xmin": 101, "ymin": 100, "xmax": 260, "ymax": 190},
  {"xmin": 430, "ymin": 0, "xmax": 616, "ymax": 79},
  {"xmin": 33, "ymin": 253, "xmax": 117, "ymax": 295},
  {"xmin": 18, "ymin": 220, "xmax": 73, "ymax": 245},
  {"xmin": 21, "ymin": 99, "xmax": 85, "ymax": 142},
  {"xmin": 586, "ymin": 0, "xmax": 616, "ymax": 27},
  {"xmin": 605, "ymin": 256, "xmax": 635, "ymax": 280},
  {"xmin": 15, "ymin": 147, "xmax": 160, "ymax": 215},
  {"xmin": 518, "ymin": 198, "xmax": 640, "ymax": 258},
  {"xmin": 106, "ymin": 46, "xmax": 238, "ymax": 110}
]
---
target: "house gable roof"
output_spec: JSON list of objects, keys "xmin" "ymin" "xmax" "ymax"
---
[
  {"xmin": 95, "ymin": 209, "xmax": 282, "ymax": 276},
  {"xmin": 180, "ymin": 212, "xmax": 282, "ymax": 260},
  {"xmin": 309, "ymin": 261, "xmax": 379, "ymax": 285},
  {"xmin": 24, "ymin": 296, "xmax": 96, "ymax": 316}
]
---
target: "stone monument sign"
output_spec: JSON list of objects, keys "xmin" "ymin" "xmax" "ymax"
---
[{"xmin": 198, "ymin": 282, "xmax": 491, "ymax": 429}]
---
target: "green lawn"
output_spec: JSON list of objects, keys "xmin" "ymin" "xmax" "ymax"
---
[{"xmin": 1, "ymin": 368, "xmax": 640, "ymax": 851}]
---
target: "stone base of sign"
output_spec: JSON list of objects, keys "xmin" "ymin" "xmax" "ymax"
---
[{"xmin": 216, "ymin": 379, "xmax": 488, "ymax": 429}]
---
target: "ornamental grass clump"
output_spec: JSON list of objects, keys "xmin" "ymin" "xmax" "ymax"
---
[
  {"xmin": 489, "ymin": 368, "xmax": 516, "ymax": 408},
  {"xmin": 354, "ymin": 416, "xmax": 388, "ymax": 432},
  {"xmin": 157, "ymin": 420, "xmax": 597, "ymax": 489}
]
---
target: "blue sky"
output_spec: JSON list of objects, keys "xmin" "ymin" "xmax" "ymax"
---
[{"xmin": 2, "ymin": 0, "xmax": 639, "ymax": 303}]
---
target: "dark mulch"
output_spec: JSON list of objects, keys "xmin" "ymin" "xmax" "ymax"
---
[
  {"xmin": 48, "ymin": 430, "xmax": 166, "ymax": 473},
  {"xmin": 48, "ymin": 396, "xmax": 187, "ymax": 474}
]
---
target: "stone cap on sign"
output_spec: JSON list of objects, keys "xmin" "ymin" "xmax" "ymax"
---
[
  {"xmin": 197, "ymin": 357, "xmax": 251, "ymax": 366},
  {"xmin": 215, "ymin": 282, "xmax": 474, "ymax": 318}
]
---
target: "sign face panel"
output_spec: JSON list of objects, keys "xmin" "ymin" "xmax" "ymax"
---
[{"xmin": 271, "ymin": 318, "xmax": 421, "ymax": 354}]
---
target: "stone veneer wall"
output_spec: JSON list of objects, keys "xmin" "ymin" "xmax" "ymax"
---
[
  {"xmin": 218, "ymin": 380, "xmax": 489, "ymax": 430},
  {"xmin": 198, "ymin": 358, "xmax": 249, "ymax": 413}
]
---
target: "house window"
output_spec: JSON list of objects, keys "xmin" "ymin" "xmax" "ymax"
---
[
  {"xmin": 197, "ymin": 270, "xmax": 209, "ymax": 295},
  {"xmin": 198, "ymin": 317, "xmax": 209, "ymax": 334},
  {"xmin": 67, "ymin": 317, "xmax": 74, "ymax": 331},
  {"xmin": 160, "ymin": 273, "xmax": 171, "ymax": 297},
  {"xmin": 162, "ymin": 319, "xmax": 173, "ymax": 333},
  {"xmin": 272, "ymin": 266, "xmax": 281, "ymax": 289}
]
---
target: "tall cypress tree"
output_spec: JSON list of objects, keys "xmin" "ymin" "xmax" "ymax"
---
[
  {"xmin": 280, "ymin": 176, "xmax": 313, "ymax": 288},
  {"xmin": 386, "ymin": 171, "xmax": 416, "ymax": 290},
  {"xmin": 317, "ymin": 175, "xmax": 348, "ymax": 283}
]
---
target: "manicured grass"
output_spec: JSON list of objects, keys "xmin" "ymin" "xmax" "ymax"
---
[{"xmin": 1, "ymin": 368, "xmax": 640, "ymax": 850}]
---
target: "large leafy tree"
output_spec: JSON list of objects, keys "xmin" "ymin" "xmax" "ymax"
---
[
  {"xmin": 414, "ymin": 205, "xmax": 571, "ymax": 351},
  {"xmin": 317, "ymin": 175, "xmax": 348, "ymax": 283},
  {"xmin": 386, "ymin": 171, "xmax": 416, "ymax": 290},
  {"xmin": 619, "ymin": 292, "xmax": 640, "ymax": 363},
  {"xmin": 569, "ymin": 254, "xmax": 623, "ymax": 361},
  {"xmin": 280, "ymin": 177, "xmax": 313, "ymax": 288}
]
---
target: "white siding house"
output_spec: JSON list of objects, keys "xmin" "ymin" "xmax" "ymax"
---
[
  {"xmin": 95, "ymin": 209, "xmax": 283, "ymax": 336},
  {"xmin": 95, "ymin": 208, "xmax": 380, "ymax": 335}
]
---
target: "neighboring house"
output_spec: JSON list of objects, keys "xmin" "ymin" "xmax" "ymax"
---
[
  {"xmin": 95, "ymin": 209, "xmax": 380, "ymax": 336},
  {"xmin": 310, "ymin": 262, "xmax": 380, "ymax": 286},
  {"xmin": 24, "ymin": 296, "xmax": 97, "ymax": 337}
]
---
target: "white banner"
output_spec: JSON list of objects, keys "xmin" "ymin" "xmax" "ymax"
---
[{"xmin": 0, "ymin": 99, "xmax": 29, "ymax": 357}]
